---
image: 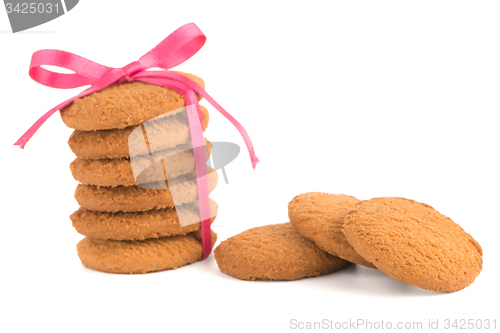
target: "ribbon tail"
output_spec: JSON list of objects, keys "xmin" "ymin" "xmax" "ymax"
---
[
  {"xmin": 13, "ymin": 85, "xmax": 105, "ymax": 148},
  {"xmin": 14, "ymin": 99, "xmax": 74, "ymax": 148},
  {"xmin": 169, "ymin": 73, "xmax": 259, "ymax": 169},
  {"xmin": 201, "ymin": 92, "xmax": 259, "ymax": 169},
  {"xmin": 136, "ymin": 72, "xmax": 259, "ymax": 169},
  {"xmin": 186, "ymin": 103, "xmax": 212, "ymax": 259},
  {"xmin": 185, "ymin": 94, "xmax": 212, "ymax": 259},
  {"xmin": 140, "ymin": 76, "xmax": 213, "ymax": 259}
]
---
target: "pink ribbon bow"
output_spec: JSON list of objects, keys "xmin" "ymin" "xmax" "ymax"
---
[{"xmin": 14, "ymin": 22, "xmax": 259, "ymax": 260}]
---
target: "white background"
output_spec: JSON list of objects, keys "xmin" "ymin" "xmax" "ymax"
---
[{"xmin": 1, "ymin": 1, "xmax": 499, "ymax": 332}]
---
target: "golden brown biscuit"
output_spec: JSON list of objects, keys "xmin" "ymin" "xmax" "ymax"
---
[
  {"xmin": 74, "ymin": 167, "xmax": 218, "ymax": 212},
  {"xmin": 71, "ymin": 199, "xmax": 219, "ymax": 240},
  {"xmin": 343, "ymin": 197, "xmax": 483, "ymax": 292},
  {"xmin": 70, "ymin": 139, "xmax": 211, "ymax": 187},
  {"xmin": 77, "ymin": 230, "xmax": 217, "ymax": 274},
  {"xmin": 68, "ymin": 105, "xmax": 209, "ymax": 159},
  {"xmin": 61, "ymin": 72, "xmax": 204, "ymax": 131},
  {"xmin": 288, "ymin": 192, "xmax": 376, "ymax": 268},
  {"xmin": 214, "ymin": 222, "xmax": 351, "ymax": 281}
]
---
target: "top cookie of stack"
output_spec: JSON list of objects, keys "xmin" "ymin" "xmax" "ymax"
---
[{"xmin": 61, "ymin": 72, "xmax": 205, "ymax": 132}]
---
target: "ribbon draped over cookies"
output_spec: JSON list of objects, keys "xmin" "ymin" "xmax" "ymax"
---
[{"xmin": 14, "ymin": 22, "xmax": 259, "ymax": 259}]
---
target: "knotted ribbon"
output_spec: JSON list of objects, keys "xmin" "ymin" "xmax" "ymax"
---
[{"xmin": 14, "ymin": 23, "xmax": 259, "ymax": 259}]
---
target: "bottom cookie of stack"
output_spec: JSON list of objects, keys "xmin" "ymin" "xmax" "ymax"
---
[{"xmin": 77, "ymin": 230, "xmax": 217, "ymax": 274}]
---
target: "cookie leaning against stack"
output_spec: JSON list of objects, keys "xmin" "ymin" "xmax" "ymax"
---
[{"xmin": 62, "ymin": 72, "xmax": 219, "ymax": 274}]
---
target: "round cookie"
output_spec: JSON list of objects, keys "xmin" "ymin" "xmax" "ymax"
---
[
  {"xmin": 61, "ymin": 72, "xmax": 205, "ymax": 131},
  {"xmin": 71, "ymin": 199, "xmax": 219, "ymax": 240},
  {"xmin": 214, "ymin": 222, "xmax": 351, "ymax": 281},
  {"xmin": 77, "ymin": 230, "xmax": 217, "ymax": 274},
  {"xmin": 343, "ymin": 197, "xmax": 483, "ymax": 292},
  {"xmin": 70, "ymin": 139, "xmax": 211, "ymax": 187},
  {"xmin": 74, "ymin": 167, "xmax": 218, "ymax": 212},
  {"xmin": 68, "ymin": 105, "xmax": 210, "ymax": 159},
  {"xmin": 288, "ymin": 192, "xmax": 376, "ymax": 268}
]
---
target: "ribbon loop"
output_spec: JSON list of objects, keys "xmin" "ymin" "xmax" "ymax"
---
[
  {"xmin": 139, "ymin": 23, "xmax": 206, "ymax": 70},
  {"xmin": 29, "ymin": 49, "xmax": 111, "ymax": 89}
]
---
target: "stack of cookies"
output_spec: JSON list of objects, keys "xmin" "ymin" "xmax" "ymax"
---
[
  {"xmin": 61, "ymin": 72, "xmax": 219, "ymax": 274},
  {"xmin": 215, "ymin": 192, "xmax": 483, "ymax": 292}
]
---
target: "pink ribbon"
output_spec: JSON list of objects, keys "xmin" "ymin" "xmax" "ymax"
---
[{"xmin": 14, "ymin": 22, "xmax": 259, "ymax": 260}]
